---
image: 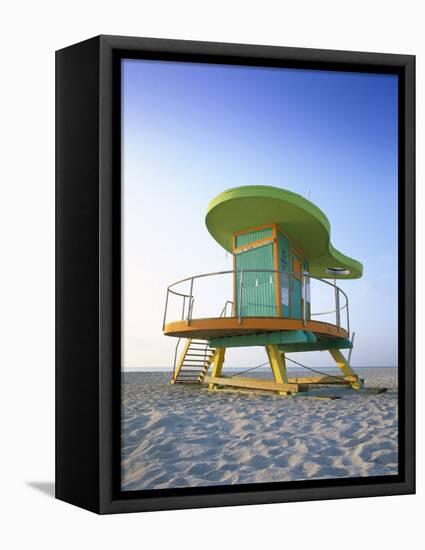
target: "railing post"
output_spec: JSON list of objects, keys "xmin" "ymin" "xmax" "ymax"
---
[
  {"xmin": 238, "ymin": 270, "xmax": 244, "ymax": 324},
  {"xmin": 335, "ymin": 286, "xmax": 340, "ymax": 329},
  {"xmin": 348, "ymin": 332, "xmax": 355, "ymax": 364},
  {"xmin": 162, "ymin": 289, "xmax": 170, "ymax": 330},
  {"xmin": 187, "ymin": 278, "xmax": 194, "ymax": 326},
  {"xmin": 346, "ymin": 296, "xmax": 350, "ymax": 338},
  {"xmin": 182, "ymin": 296, "xmax": 186, "ymax": 321}
]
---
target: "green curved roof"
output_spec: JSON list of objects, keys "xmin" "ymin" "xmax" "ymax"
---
[{"xmin": 205, "ymin": 185, "xmax": 363, "ymax": 279}]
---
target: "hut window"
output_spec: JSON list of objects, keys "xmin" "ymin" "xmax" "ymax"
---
[{"xmin": 302, "ymin": 275, "xmax": 311, "ymax": 303}]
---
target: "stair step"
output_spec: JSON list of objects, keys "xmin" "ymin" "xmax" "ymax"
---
[
  {"xmin": 179, "ymin": 370, "xmax": 204, "ymax": 374},
  {"xmin": 187, "ymin": 343, "xmax": 208, "ymax": 346},
  {"xmin": 177, "ymin": 371, "xmax": 202, "ymax": 375},
  {"xmin": 188, "ymin": 345, "xmax": 207, "ymax": 348},
  {"xmin": 180, "ymin": 365, "xmax": 204, "ymax": 372},
  {"xmin": 181, "ymin": 369, "xmax": 206, "ymax": 372},
  {"xmin": 189, "ymin": 342, "xmax": 214, "ymax": 346},
  {"xmin": 189, "ymin": 342, "xmax": 208, "ymax": 348}
]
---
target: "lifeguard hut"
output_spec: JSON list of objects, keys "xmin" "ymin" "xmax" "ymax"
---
[{"xmin": 163, "ymin": 186, "xmax": 363, "ymax": 395}]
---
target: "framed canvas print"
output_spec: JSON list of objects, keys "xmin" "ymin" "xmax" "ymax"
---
[{"xmin": 56, "ymin": 35, "xmax": 415, "ymax": 514}]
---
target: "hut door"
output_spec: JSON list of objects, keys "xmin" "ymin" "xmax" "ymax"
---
[
  {"xmin": 290, "ymin": 250, "xmax": 302, "ymax": 319},
  {"xmin": 234, "ymin": 244, "xmax": 277, "ymax": 317}
]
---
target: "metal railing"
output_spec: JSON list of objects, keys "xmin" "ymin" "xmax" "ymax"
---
[{"xmin": 163, "ymin": 270, "xmax": 350, "ymax": 336}]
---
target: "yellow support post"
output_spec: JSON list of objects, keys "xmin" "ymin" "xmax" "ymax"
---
[
  {"xmin": 208, "ymin": 348, "xmax": 226, "ymax": 390},
  {"xmin": 266, "ymin": 345, "xmax": 289, "ymax": 395},
  {"xmin": 328, "ymin": 348, "xmax": 361, "ymax": 390}
]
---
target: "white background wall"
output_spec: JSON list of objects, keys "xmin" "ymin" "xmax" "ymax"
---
[{"xmin": 1, "ymin": 1, "xmax": 423, "ymax": 548}]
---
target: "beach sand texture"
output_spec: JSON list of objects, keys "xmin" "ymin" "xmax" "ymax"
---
[{"xmin": 121, "ymin": 368, "xmax": 398, "ymax": 490}]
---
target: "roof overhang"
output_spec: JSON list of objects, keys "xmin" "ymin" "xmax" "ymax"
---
[{"xmin": 205, "ymin": 185, "xmax": 363, "ymax": 279}]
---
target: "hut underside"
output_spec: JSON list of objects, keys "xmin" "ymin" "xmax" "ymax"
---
[
  {"xmin": 164, "ymin": 316, "xmax": 349, "ymax": 341},
  {"xmin": 169, "ymin": 320, "xmax": 360, "ymax": 395}
]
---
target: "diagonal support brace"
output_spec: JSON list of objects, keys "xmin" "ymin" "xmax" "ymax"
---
[{"xmin": 328, "ymin": 348, "xmax": 361, "ymax": 390}]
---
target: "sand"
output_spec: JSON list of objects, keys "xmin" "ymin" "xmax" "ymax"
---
[{"xmin": 121, "ymin": 367, "xmax": 398, "ymax": 491}]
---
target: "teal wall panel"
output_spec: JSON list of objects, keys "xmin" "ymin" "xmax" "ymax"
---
[
  {"xmin": 291, "ymin": 277, "xmax": 302, "ymax": 319},
  {"xmin": 233, "ymin": 227, "xmax": 310, "ymax": 320},
  {"xmin": 235, "ymin": 227, "xmax": 273, "ymax": 248},
  {"xmin": 277, "ymin": 232, "xmax": 290, "ymax": 318},
  {"xmin": 235, "ymin": 243, "xmax": 277, "ymax": 317},
  {"xmin": 291, "ymin": 251, "xmax": 302, "ymax": 319}
]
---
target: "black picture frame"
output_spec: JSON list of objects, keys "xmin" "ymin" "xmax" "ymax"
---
[{"xmin": 56, "ymin": 34, "xmax": 415, "ymax": 514}]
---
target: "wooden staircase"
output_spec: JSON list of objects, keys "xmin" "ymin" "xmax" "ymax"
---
[{"xmin": 172, "ymin": 338, "xmax": 216, "ymax": 384}]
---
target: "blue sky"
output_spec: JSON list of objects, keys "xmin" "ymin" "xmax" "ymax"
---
[{"xmin": 122, "ymin": 58, "xmax": 398, "ymax": 369}]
